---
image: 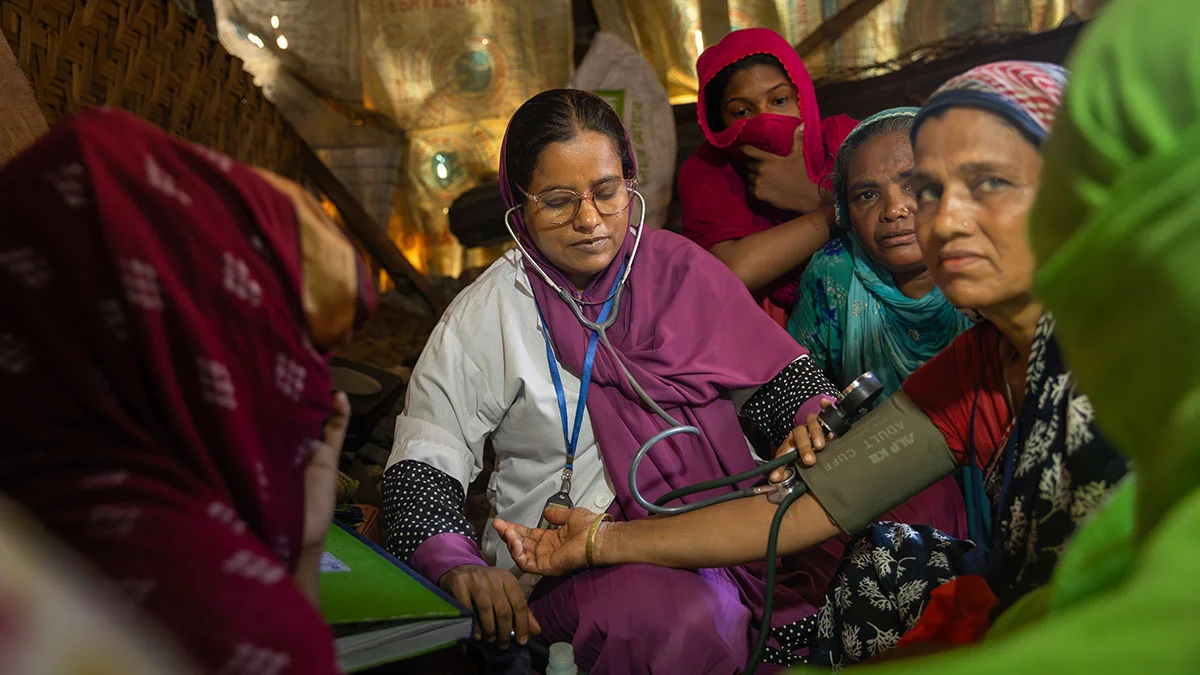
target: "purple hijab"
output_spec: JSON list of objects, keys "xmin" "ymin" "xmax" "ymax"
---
[{"xmin": 498, "ymin": 112, "xmax": 809, "ymax": 522}]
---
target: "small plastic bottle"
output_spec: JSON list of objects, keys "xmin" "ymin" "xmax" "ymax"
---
[{"xmin": 546, "ymin": 642, "xmax": 578, "ymax": 675}]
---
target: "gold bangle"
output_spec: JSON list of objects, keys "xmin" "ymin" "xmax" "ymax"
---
[{"xmin": 585, "ymin": 514, "xmax": 613, "ymax": 568}]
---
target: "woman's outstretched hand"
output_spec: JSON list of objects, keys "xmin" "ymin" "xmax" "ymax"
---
[{"xmin": 493, "ymin": 507, "xmax": 605, "ymax": 577}]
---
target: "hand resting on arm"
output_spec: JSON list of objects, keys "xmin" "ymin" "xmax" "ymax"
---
[{"xmin": 709, "ymin": 126, "xmax": 836, "ymax": 292}]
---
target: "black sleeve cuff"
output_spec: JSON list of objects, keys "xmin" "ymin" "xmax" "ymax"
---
[
  {"xmin": 381, "ymin": 460, "xmax": 478, "ymax": 563},
  {"xmin": 740, "ymin": 356, "xmax": 839, "ymax": 446}
]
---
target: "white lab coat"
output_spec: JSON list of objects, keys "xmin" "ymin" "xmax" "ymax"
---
[{"xmin": 388, "ymin": 250, "xmax": 617, "ymax": 572}]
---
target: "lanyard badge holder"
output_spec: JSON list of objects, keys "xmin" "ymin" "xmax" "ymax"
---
[{"xmin": 532, "ymin": 265, "xmax": 621, "ymax": 529}]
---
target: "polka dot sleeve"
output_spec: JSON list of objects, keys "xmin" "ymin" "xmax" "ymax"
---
[
  {"xmin": 740, "ymin": 356, "xmax": 840, "ymax": 446},
  {"xmin": 381, "ymin": 460, "xmax": 477, "ymax": 564}
]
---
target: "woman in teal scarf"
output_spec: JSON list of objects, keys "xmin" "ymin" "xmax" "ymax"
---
[{"xmin": 788, "ymin": 108, "xmax": 972, "ymax": 396}]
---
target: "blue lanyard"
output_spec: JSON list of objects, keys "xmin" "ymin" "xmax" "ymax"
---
[{"xmin": 533, "ymin": 282, "xmax": 618, "ymax": 484}]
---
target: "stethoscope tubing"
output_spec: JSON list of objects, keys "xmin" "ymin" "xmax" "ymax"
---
[{"xmin": 505, "ymin": 190, "xmax": 787, "ymax": 515}]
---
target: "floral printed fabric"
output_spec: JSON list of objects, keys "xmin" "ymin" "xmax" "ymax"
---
[
  {"xmin": 765, "ymin": 524, "xmax": 971, "ymax": 668},
  {"xmin": 980, "ymin": 314, "xmax": 1128, "ymax": 605}
]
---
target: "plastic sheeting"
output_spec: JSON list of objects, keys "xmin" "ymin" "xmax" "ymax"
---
[
  {"xmin": 359, "ymin": 0, "xmax": 573, "ymax": 129},
  {"xmin": 591, "ymin": 0, "xmax": 1096, "ymax": 99},
  {"xmin": 218, "ymin": 0, "xmax": 362, "ymax": 103},
  {"xmin": 591, "ymin": 0, "xmax": 811, "ymax": 103},
  {"xmin": 218, "ymin": 0, "xmax": 576, "ymax": 278},
  {"xmin": 358, "ymin": 0, "xmax": 574, "ymax": 277}
]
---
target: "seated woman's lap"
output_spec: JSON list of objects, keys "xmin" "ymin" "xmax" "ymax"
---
[
  {"xmin": 773, "ymin": 475, "xmax": 967, "ymax": 610},
  {"xmin": 806, "ymin": 522, "xmax": 975, "ymax": 667},
  {"xmin": 529, "ymin": 563, "xmax": 753, "ymax": 674}
]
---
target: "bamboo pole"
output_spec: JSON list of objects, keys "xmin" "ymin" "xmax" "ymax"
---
[{"xmin": 794, "ymin": 0, "xmax": 889, "ymax": 58}]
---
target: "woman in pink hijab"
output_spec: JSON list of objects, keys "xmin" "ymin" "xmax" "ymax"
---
[{"xmin": 679, "ymin": 28, "xmax": 858, "ymax": 325}]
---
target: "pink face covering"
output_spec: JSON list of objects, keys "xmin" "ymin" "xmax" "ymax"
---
[
  {"xmin": 723, "ymin": 113, "xmax": 804, "ymax": 160},
  {"xmin": 681, "ymin": 28, "xmax": 859, "ymax": 315},
  {"xmin": 696, "ymin": 29, "xmax": 830, "ymax": 182}
]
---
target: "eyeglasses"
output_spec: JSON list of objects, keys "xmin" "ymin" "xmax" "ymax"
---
[{"xmin": 521, "ymin": 178, "xmax": 638, "ymax": 225}]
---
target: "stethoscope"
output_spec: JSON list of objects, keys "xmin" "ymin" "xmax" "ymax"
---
[
  {"xmin": 504, "ymin": 190, "xmax": 830, "ymax": 675},
  {"xmin": 503, "ymin": 191, "xmax": 646, "ymax": 321},
  {"xmin": 502, "ymin": 192, "xmax": 807, "ymax": 517}
]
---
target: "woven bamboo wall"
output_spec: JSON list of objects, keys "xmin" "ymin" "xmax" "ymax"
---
[
  {"xmin": 1, "ymin": 0, "xmax": 304, "ymax": 179},
  {"xmin": 0, "ymin": 29, "xmax": 47, "ymax": 163}
]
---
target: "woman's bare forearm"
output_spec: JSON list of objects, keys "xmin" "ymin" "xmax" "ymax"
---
[
  {"xmin": 594, "ymin": 494, "xmax": 841, "ymax": 569},
  {"xmin": 293, "ymin": 545, "xmax": 322, "ymax": 608},
  {"xmin": 708, "ymin": 208, "xmax": 834, "ymax": 292}
]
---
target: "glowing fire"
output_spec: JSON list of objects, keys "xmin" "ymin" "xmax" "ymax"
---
[
  {"xmin": 318, "ymin": 196, "xmax": 430, "ymax": 293},
  {"xmin": 395, "ymin": 230, "xmax": 430, "ymax": 273},
  {"xmin": 378, "ymin": 228, "xmax": 431, "ymax": 292}
]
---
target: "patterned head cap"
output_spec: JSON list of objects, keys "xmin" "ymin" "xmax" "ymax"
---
[{"xmin": 913, "ymin": 61, "xmax": 1070, "ymax": 147}]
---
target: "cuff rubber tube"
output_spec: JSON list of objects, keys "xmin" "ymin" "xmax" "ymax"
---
[{"xmin": 797, "ymin": 390, "xmax": 956, "ymax": 534}]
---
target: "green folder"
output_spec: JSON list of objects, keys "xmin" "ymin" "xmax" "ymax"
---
[{"xmin": 320, "ymin": 522, "xmax": 473, "ymax": 672}]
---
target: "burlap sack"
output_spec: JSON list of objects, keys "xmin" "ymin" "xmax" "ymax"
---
[{"xmin": 569, "ymin": 32, "xmax": 677, "ymax": 229}]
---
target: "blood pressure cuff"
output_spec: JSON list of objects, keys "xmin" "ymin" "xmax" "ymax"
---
[{"xmin": 796, "ymin": 390, "xmax": 956, "ymax": 534}]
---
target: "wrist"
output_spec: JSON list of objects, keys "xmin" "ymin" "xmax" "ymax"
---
[
  {"xmin": 795, "ymin": 182, "xmax": 825, "ymax": 213},
  {"xmin": 591, "ymin": 520, "xmax": 622, "ymax": 567},
  {"xmin": 440, "ymin": 562, "xmax": 486, "ymax": 584},
  {"xmin": 292, "ymin": 548, "xmax": 322, "ymax": 608},
  {"xmin": 412, "ymin": 533, "xmax": 488, "ymax": 585},
  {"xmin": 818, "ymin": 199, "xmax": 837, "ymax": 237},
  {"xmin": 298, "ymin": 540, "xmax": 325, "ymax": 560}
]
